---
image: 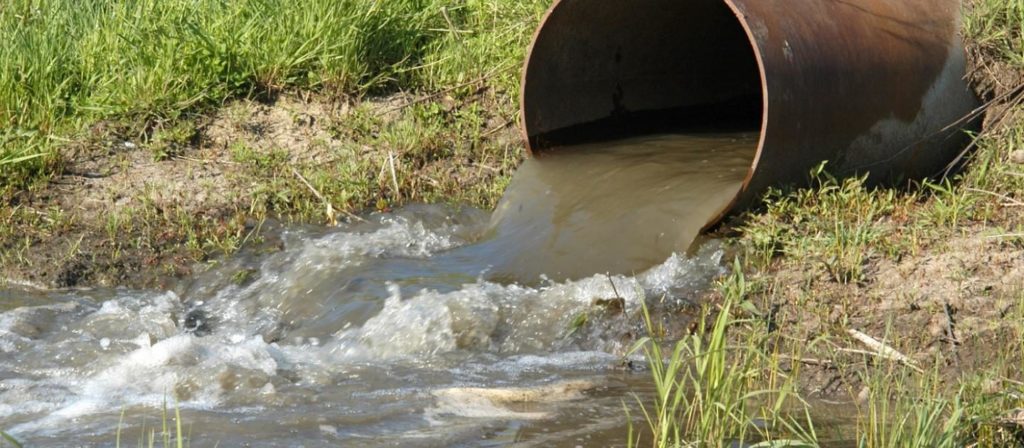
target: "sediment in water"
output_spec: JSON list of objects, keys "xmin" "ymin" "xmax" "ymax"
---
[
  {"xmin": 472, "ymin": 132, "xmax": 757, "ymax": 282},
  {"xmin": 0, "ymin": 131, "xmax": 757, "ymax": 445}
]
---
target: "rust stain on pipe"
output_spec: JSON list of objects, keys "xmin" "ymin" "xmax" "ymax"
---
[{"xmin": 520, "ymin": 0, "xmax": 980, "ymax": 226}]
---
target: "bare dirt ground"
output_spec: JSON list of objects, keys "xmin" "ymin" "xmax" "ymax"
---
[
  {"xmin": 4, "ymin": 96, "xmax": 341, "ymax": 287},
  {"xmin": 732, "ymin": 228, "xmax": 1024, "ymax": 399},
  {"xmin": 0, "ymin": 91, "xmax": 518, "ymax": 289}
]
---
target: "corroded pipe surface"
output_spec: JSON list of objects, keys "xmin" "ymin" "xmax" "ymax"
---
[{"xmin": 521, "ymin": 0, "xmax": 980, "ymax": 225}]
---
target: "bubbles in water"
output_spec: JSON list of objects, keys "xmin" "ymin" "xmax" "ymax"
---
[{"xmin": 0, "ymin": 132, "xmax": 753, "ymax": 445}]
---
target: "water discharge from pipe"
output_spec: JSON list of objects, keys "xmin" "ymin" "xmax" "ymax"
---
[
  {"xmin": 0, "ymin": 131, "xmax": 758, "ymax": 443},
  {"xmin": 0, "ymin": 207, "xmax": 733, "ymax": 446},
  {"xmin": 522, "ymin": 0, "xmax": 981, "ymax": 227},
  {"xmin": 478, "ymin": 132, "xmax": 756, "ymax": 282}
]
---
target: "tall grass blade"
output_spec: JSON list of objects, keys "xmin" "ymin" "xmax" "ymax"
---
[{"xmin": 0, "ymin": 431, "xmax": 22, "ymax": 448}]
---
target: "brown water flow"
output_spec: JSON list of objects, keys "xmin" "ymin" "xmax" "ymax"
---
[
  {"xmin": 479, "ymin": 132, "xmax": 757, "ymax": 282},
  {"xmin": 0, "ymin": 131, "xmax": 777, "ymax": 447}
]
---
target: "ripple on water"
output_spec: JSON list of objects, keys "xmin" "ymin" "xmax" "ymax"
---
[{"xmin": 0, "ymin": 132, "xmax": 754, "ymax": 446}]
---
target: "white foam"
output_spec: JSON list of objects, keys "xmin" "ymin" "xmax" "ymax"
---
[
  {"xmin": 0, "ymin": 206, "xmax": 730, "ymax": 442},
  {"xmin": 325, "ymin": 243, "xmax": 726, "ymax": 361},
  {"xmin": 9, "ymin": 332, "xmax": 285, "ymax": 435}
]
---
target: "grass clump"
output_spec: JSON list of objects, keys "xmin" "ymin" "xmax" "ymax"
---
[
  {"xmin": 855, "ymin": 367, "xmax": 966, "ymax": 448},
  {"xmin": 739, "ymin": 163, "xmax": 913, "ymax": 284},
  {"xmin": 114, "ymin": 401, "xmax": 191, "ymax": 448},
  {"xmin": 964, "ymin": 0, "xmax": 1023, "ymax": 66},
  {"xmin": 628, "ymin": 268, "xmax": 818, "ymax": 448}
]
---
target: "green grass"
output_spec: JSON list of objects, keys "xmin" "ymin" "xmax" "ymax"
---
[
  {"xmin": 112, "ymin": 401, "xmax": 191, "ymax": 448},
  {"xmin": 0, "ymin": 0, "xmax": 549, "ymax": 186},
  {"xmin": 0, "ymin": 0, "xmax": 548, "ymax": 286},
  {"xmin": 855, "ymin": 369, "xmax": 965, "ymax": 448},
  {"xmin": 964, "ymin": 0, "xmax": 1024, "ymax": 66},
  {"xmin": 850, "ymin": 323, "xmax": 1024, "ymax": 447},
  {"xmin": 628, "ymin": 268, "xmax": 819, "ymax": 448},
  {"xmin": 631, "ymin": 264, "xmax": 1024, "ymax": 447},
  {"xmin": 739, "ymin": 163, "xmax": 911, "ymax": 284},
  {"xmin": 0, "ymin": 431, "xmax": 22, "ymax": 448}
]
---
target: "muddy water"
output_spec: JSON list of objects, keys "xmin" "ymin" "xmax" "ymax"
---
[
  {"xmin": 480, "ymin": 133, "xmax": 755, "ymax": 282},
  {"xmin": 1, "ymin": 133, "xmax": 756, "ymax": 446}
]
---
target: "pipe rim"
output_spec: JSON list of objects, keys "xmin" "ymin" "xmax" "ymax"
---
[
  {"xmin": 517, "ymin": 2, "xmax": 558, "ymax": 158},
  {"xmin": 712, "ymin": 0, "xmax": 769, "ymax": 229}
]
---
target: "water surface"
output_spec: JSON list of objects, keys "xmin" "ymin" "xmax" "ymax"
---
[{"xmin": 0, "ymin": 133, "xmax": 757, "ymax": 446}]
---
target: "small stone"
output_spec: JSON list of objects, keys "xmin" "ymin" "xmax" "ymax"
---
[
  {"xmin": 856, "ymin": 386, "xmax": 871, "ymax": 404},
  {"xmin": 1010, "ymin": 150, "xmax": 1024, "ymax": 165}
]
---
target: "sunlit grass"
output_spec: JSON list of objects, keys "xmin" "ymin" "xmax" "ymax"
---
[
  {"xmin": 739, "ymin": 162, "xmax": 911, "ymax": 284},
  {"xmin": 114, "ymin": 401, "xmax": 190, "ymax": 448},
  {"xmin": 0, "ymin": 0, "xmax": 550, "ymax": 185},
  {"xmin": 855, "ymin": 363, "xmax": 965, "ymax": 447},
  {"xmin": 0, "ymin": 401, "xmax": 192, "ymax": 448},
  {"xmin": 627, "ymin": 268, "xmax": 819, "ymax": 448},
  {"xmin": 964, "ymin": 0, "xmax": 1024, "ymax": 67}
]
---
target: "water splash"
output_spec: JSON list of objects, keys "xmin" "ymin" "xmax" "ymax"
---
[{"xmin": 0, "ymin": 132, "xmax": 754, "ymax": 446}]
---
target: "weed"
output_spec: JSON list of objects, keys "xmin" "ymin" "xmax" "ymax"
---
[
  {"xmin": 149, "ymin": 121, "xmax": 197, "ymax": 162},
  {"xmin": 231, "ymin": 268, "xmax": 258, "ymax": 285},
  {"xmin": 854, "ymin": 360, "xmax": 965, "ymax": 447},
  {"xmin": 627, "ymin": 269, "xmax": 818, "ymax": 447},
  {"xmin": 114, "ymin": 400, "xmax": 192, "ymax": 448},
  {"xmin": 739, "ymin": 163, "xmax": 903, "ymax": 284},
  {"xmin": 0, "ymin": 431, "xmax": 21, "ymax": 448},
  {"xmin": 964, "ymin": 0, "xmax": 1024, "ymax": 66}
]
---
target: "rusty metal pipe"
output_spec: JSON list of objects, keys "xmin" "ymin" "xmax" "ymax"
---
[{"xmin": 520, "ymin": 0, "xmax": 980, "ymax": 225}]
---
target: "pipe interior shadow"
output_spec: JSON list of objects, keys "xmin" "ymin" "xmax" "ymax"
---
[{"xmin": 523, "ymin": 0, "xmax": 764, "ymax": 153}]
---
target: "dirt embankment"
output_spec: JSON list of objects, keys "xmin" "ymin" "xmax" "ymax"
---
[
  {"xmin": 720, "ymin": 30, "xmax": 1024, "ymax": 399},
  {"xmin": 1, "ymin": 91, "xmax": 520, "ymax": 289},
  {"xmin": 730, "ymin": 229, "xmax": 1024, "ymax": 398}
]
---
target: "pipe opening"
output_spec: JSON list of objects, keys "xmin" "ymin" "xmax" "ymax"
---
[{"xmin": 522, "ymin": 0, "xmax": 764, "ymax": 153}]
